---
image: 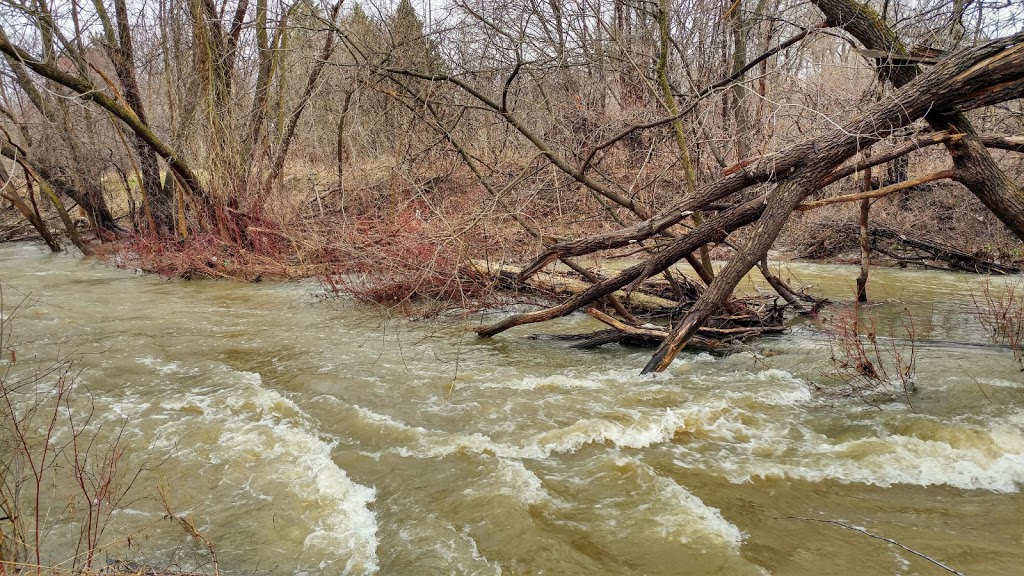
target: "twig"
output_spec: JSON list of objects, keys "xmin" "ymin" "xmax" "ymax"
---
[
  {"xmin": 795, "ymin": 170, "xmax": 954, "ymax": 211},
  {"xmin": 780, "ymin": 516, "xmax": 966, "ymax": 575},
  {"xmin": 159, "ymin": 485, "xmax": 219, "ymax": 576}
]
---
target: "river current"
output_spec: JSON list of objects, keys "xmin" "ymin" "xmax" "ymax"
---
[{"xmin": 1, "ymin": 242, "xmax": 1022, "ymax": 575}]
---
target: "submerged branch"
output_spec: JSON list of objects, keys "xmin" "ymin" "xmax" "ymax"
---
[{"xmin": 781, "ymin": 517, "xmax": 966, "ymax": 576}]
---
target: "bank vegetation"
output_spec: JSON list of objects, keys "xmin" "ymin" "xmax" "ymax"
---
[{"xmin": 1, "ymin": 0, "xmax": 1023, "ymax": 371}]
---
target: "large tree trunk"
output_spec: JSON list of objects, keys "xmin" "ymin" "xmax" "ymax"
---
[
  {"xmin": 643, "ymin": 31, "xmax": 1024, "ymax": 371},
  {"xmin": 477, "ymin": 31, "xmax": 1024, "ymax": 373},
  {"xmin": 811, "ymin": 0, "xmax": 1024, "ymax": 241}
]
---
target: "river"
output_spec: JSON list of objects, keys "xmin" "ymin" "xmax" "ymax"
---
[{"xmin": 1, "ymin": 242, "xmax": 1022, "ymax": 575}]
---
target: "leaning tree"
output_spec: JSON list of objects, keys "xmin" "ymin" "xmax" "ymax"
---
[{"xmin": 354, "ymin": 0, "xmax": 1024, "ymax": 372}]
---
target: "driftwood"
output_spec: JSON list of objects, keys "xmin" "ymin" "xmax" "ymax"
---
[
  {"xmin": 472, "ymin": 260, "xmax": 789, "ymax": 353},
  {"xmin": 581, "ymin": 307, "xmax": 785, "ymax": 349},
  {"xmin": 528, "ymin": 308, "xmax": 731, "ymax": 353},
  {"xmin": 525, "ymin": 304, "xmax": 785, "ymax": 354},
  {"xmin": 869, "ymin": 227, "xmax": 1021, "ymax": 274},
  {"xmin": 468, "ymin": 260, "xmax": 679, "ymax": 311}
]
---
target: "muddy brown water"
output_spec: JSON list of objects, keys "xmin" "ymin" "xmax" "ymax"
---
[{"xmin": 1, "ymin": 242, "xmax": 1022, "ymax": 575}]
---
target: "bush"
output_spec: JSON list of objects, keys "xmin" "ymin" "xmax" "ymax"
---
[{"xmin": 815, "ymin": 300, "xmax": 918, "ymax": 407}]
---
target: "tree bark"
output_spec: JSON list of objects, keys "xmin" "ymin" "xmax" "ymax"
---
[
  {"xmin": 0, "ymin": 25, "xmax": 122, "ymax": 236},
  {"xmin": 108, "ymin": 0, "xmax": 173, "ymax": 232},
  {"xmin": 812, "ymin": 0, "xmax": 1024, "ymax": 241},
  {"xmin": 0, "ymin": 34, "xmax": 211, "ymax": 212},
  {"xmin": 856, "ymin": 152, "xmax": 873, "ymax": 302},
  {"xmin": 477, "ymin": 198, "xmax": 768, "ymax": 337},
  {"xmin": 856, "ymin": 197, "xmax": 870, "ymax": 303},
  {"xmin": 488, "ymin": 33, "xmax": 1024, "ymax": 365},
  {"xmin": 0, "ymin": 162, "xmax": 61, "ymax": 252},
  {"xmin": 265, "ymin": 1, "xmax": 344, "ymax": 193},
  {"xmin": 639, "ymin": 31, "xmax": 1024, "ymax": 371}
]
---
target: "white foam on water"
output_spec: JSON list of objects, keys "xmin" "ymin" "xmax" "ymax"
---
[
  {"xmin": 684, "ymin": 352, "xmax": 718, "ymax": 364},
  {"xmin": 530, "ymin": 408, "xmax": 688, "ymax": 453},
  {"xmin": 749, "ymin": 369, "xmax": 815, "ymax": 405},
  {"xmin": 393, "ymin": 514, "xmax": 501, "ymax": 575},
  {"xmin": 353, "ymin": 404, "xmax": 503, "ymax": 454},
  {"xmin": 673, "ymin": 410, "xmax": 1024, "ymax": 493},
  {"xmin": 354, "ymin": 402, "xmax": 755, "ymax": 461},
  {"xmin": 980, "ymin": 377, "xmax": 1024, "ymax": 389},
  {"xmin": 488, "ymin": 373, "xmax": 604, "ymax": 391},
  {"xmin": 106, "ymin": 393, "xmax": 152, "ymax": 419},
  {"xmin": 528, "ymin": 402, "xmax": 761, "ymax": 455},
  {"xmin": 463, "ymin": 458, "xmax": 551, "ymax": 506},
  {"xmin": 357, "ymin": 406, "xmax": 681, "ymax": 460},
  {"xmin": 566, "ymin": 456, "xmax": 747, "ymax": 555},
  {"xmin": 695, "ymin": 367, "xmax": 814, "ymax": 408},
  {"xmin": 496, "ymin": 458, "xmax": 550, "ymax": 504},
  {"xmin": 645, "ymin": 470, "xmax": 745, "ymax": 550},
  {"xmin": 472, "ymin": 364, "xmax": 677, "ymax": 392},
  {"xmin": 358, "ymin": 369, "xmax": 1024, "ymax": 497},
  {"xmin": 732, "ymin": 438, "xmax": 1023, "ymax": 492},
  {"xmin": 150, "ymin": 369, "xmax": 380, "ymax": 574},
  {"xmin": 136, "ymin": 355, "xmax": 200, "ymax": 376}
]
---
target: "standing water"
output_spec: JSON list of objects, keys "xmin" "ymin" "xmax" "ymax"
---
[{"xmin": 1, "ymin": 242, "xmax": 1022, "ymax": 575}]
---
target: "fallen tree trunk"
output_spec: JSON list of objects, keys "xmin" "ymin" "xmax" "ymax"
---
[
  {"xmin": 869, "ymin": 227, "xmax": 1021, "ymax": 274},
  {"xmin": 476, "ymin": 30, "xmax": 1024, "ymax": 373},
  {"xmin": 524, "ymin": 304, "xmax": 785, "ymax": 355},
  {"xmin": 476, "ymin": 197, "xmax": 767, "ymax": 337},
  {"xmin": 469, "ymin": 260, "xmax": 680, "ymax": 313},
  {"xmin": 645, "ymin": 33, "xmax": 1024, "ymax": 372}
]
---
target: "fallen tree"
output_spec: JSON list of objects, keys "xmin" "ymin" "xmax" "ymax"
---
[
  {"xmin": 525, "ymin": 306, "xmax": 786, "ymax": 355},
  {"xmin": 470, "ymin": 260, "xmax": 791, "ymax": 352},
  {"xmin": 1, "ymin": 0, "xmax": 1021, "ymax": 375},
  {"xmin": 868, "ymin": 227, "xmax": 1021, "ymax": 275},
  {"xmin": 466, "ymin": 27, "xmax": 1024, "ymax": 372}
]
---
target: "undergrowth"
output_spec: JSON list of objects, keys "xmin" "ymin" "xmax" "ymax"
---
[
  {"xmin": 95, "ymin": 175, "xmax": 539, "ymax": 314},
  {"xmin": 973, "ymin": 277, "xmax": 1024, "ymax": 370},
  {"xmin": 815, "ymin": 299, "xmax": 918, "ymax": 408}
]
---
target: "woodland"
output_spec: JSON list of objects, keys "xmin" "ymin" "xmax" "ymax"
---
[{"xmin": 1, "ymin": 0, "xmax": 1023, "ymax": 372}]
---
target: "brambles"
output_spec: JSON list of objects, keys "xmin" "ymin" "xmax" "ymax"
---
[
  {"xmin": 816, "ymin": 301, "xmax": 918, "ymax": 407},
  {"xmin": 0, "ymin": 290, "xmax": 214, "ymax": 575},
  {"xmin": 973, "ymin": 278, "xmax": 1024, "ymax": 370},
  {"xmin": 324, "ymin": 205, "xmax": 476, "ymax": 307},
  {"xmin": 1, "ymin": 290, "xmax": 133, "ymax": 573}
]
